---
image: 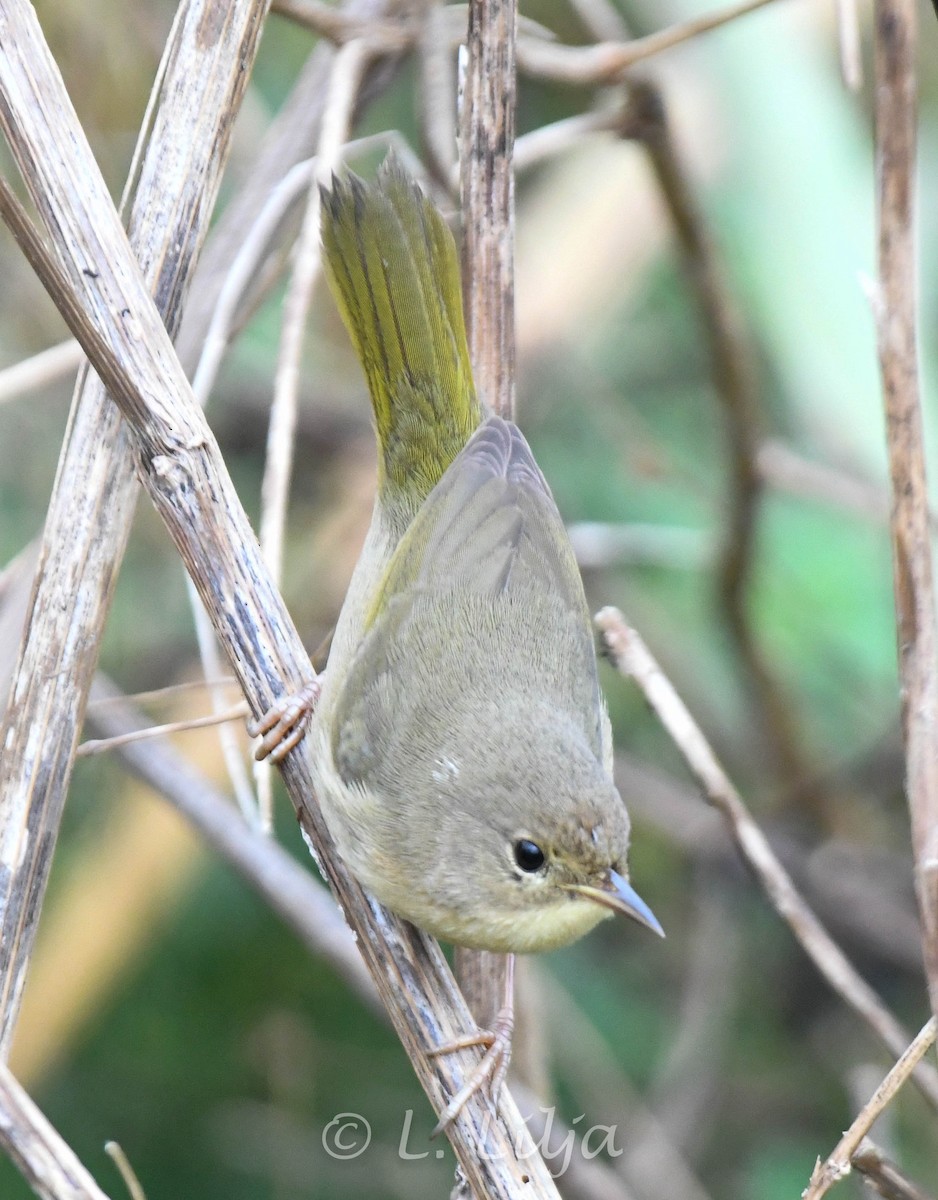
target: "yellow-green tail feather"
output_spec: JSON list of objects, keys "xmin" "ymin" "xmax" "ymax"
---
[{"xmin": 321, "ymin": 157, "xmax": 483, "ymax": 512}]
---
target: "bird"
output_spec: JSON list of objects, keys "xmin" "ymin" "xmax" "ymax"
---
[{"xmin": 252, "ymin": 155, "xmax": 662, "ymax": 1125}]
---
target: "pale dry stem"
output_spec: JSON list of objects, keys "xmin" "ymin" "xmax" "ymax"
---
[
  {"xmin": 873, "ymin": 0, "xmax": 938, "ymax": 1022},
  {"xmin": 802, "ymin": 1017, "xmax": 937, "ymax": 1200},
  {"xmin": 0, "ymin": 1061, "xmax": 111, "ymax": 1200},
  {"xmin": 595, "ymin": 607, "xmax": 938, "ymax": 1111}
]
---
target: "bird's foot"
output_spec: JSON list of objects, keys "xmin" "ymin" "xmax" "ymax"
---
[
  {"xmin": 428, "ymin": 1004, "xmax": 514, "ymax": 1136},
  {"xmin": 249, "ymin": 680, "xmax": 321, "ymax": 762}
]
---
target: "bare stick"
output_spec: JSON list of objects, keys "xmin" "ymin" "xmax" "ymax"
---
[
  {"xmin": 0, "ymin": 0, "xmax": 272, "ymax": 1058},
  {"xmin": 757, "ymin": 440, "xmax": 896, "ymax": 526},
  {"xmin": 271, "ymin": 0, "xmax": 408, "ymax": 45},
  {"xmin": 186, "ymin": 584, "xmax": 260, "ymax": 826},
  {"xmin": 103, "ymin": 1144, "xmax": 146, "ymax": 1200},
  {"xmin": 802, "ymin": 1017, "xmax": 937, "ymax": 1200},
  {"xmin": 0, "ymin": 7, "xmax": 559, "ymax": 1191},
  {"xmin": 455, "ymin": 0, "xmax": 520, "ymax": 1066},
  {"xmin": 418, "ymin": 0, "xmax": 458, "ymax": 187},
  {"xmin": 595, "ymin": 607, "xmax": 938, "ymax": 1110},
  {"xmin": 86, "ymin": 678, "xmax": 239, "ymax": 708},
  {"xmin": 191, "ymin": 132, "xmax": 404, "ymax": 407},
  {"xmin": 0, "ymin": 1061, "xmax": 111, "ymax": 1200},
  {"xmin": 547, "ymin": 979, "xmax": 715, "ymax": 1200},
  {"xmin": 516, "ymin": 0, "xmax": 782, "ymax": 84},
  {"xmin": 513, "ymin": 108, "xmax": 630, "ymax": 174},
  {"xmin": 624, "ymin": 79, "xmax": 809, "ymax": 796},
  {"xmin": 852, "ymin": 1140, "xmax": 938, "ymax": 1200},
  {"xmin": 273, "ymin": 0, "xmax": 786, "ymax": 89},
  {"xmin": 191, "ymin": 156, "xmax": 315, "ymax": 403},
  {"xmin": 873, "ymin": 0, "xmax": 938, "ymax": 1020},
  {"xmin": 172, "ymin": 0, "xmax": 407, "ymax": 373},
  {"xmin": 252, "ymin": 39, "xmax": 369, "ymax": 829},
  {"xmin": 263, "ymin": 40, "xmax": 368, "ymax": 585},
  {"xmin": 836, "ymin": 0, "xmax": 863, "ymax": 91},
  {"xmin": 0, "ymin": 338, "xmax": 82, "ymax": 405},
  {"xmin": 86, "ymin": 674, "xmax": 378, "ymax": 1013},
  {"xmin": 76, "ymin": 702, "xmax": 250, "ymax": 757},
  {"xmin": 459, "ymin": 0, "xmax": 516, "ymax": 419}
]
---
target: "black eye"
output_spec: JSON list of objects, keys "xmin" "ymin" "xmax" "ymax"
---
[{"xmin": 514, "ymin": 839, "xmax": 546, "ymax": 872}]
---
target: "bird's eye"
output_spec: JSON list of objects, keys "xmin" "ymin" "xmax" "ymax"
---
[{"xmin": 514, "ymin": 839, "xmax": 546, "ymax": 873}]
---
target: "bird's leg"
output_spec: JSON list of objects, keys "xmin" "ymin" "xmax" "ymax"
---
[
  {"xmin": 248, "ymin": 680, "xmax": 321, "ymax": 762},
  {"xmin": 429, "ymin": 955, "xmax": 515, "ymax": 1136}
]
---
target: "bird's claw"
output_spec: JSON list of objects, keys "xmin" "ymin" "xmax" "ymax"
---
[
  {"xmin": 429, "ymin": 1005, "xmax": 514, "ymax": 1136},
  {"xmin": 248, "ymin": 680, "xmax": 321, "ymax": 762}
]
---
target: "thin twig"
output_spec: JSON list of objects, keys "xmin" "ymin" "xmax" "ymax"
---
[
  {"xmin": 271, "ymin": 0, "xmax": 410, "ymax": 45},
  {"xmin": 595, "ymin": 607, "xmax": 938, "ymax": 1110},
  {"xmin": 512, "ymin": 107, "xmax": 628, "ymax": 174},
  {"xmin": 273, "ymin": 0, "xmax": 781, "ymax": 81},
  {"xmin": 187, "ymin": 581, "xmax": 261, "ymax": 826},
  {"xmin": 192, "ymin": 130, "xmax": 412, "ymax": 406},
  {"xmin": 418, "ymin": 0, "xmax": 458, "ymax": 187},
  {"xmin": 86, "ymin": 678, "xmax": 239, "ymax": 709},
  {"xmin": 0, "ymin": 338, "xmax": 83, "ymax": 405},
  {"xmin": 567, "ymin": 521, "xmax": 711, "ymax": 571},
  {"xmin": 648, "ymin": 871, "xmax": 738, "ymax": 1159},
  {"xmin": 566, "ymin": 0, "xmax": 633, "ymax": 43},
  {"xmin": 852, "ymin": 1140, "xmax": 938, "ymax": 1200},
  {"xmin": 802, "ymin": 1017, "xmax": 937, "ymax": 1200},
  {"xmin": 757, "ymin": 440, "xmax": 896, "ymax": 526},
  {"xmin": 516, "ymin": 0, "xmax": 782, "ymax": 85},
  {"xmin": 103, "ymin": 1143, "xmax": 146, "ymax": 1200},
  {"xmin": 624, "ymin": 78, "xmax": 810, "ymax": 797},
  {"xmin": 873, "ymin": 0, "xmax": 938, "ymax": 1020},
  {"xmin": 254, "ymin": 38, "xmax": 370, "ymax": 830},
  {"xmin": 173, "ymin": 0, "xmax": 408, "ymax": 374},
  {"xmin": 76, "ymin": 702, "xmax": 249, "ymax": 757},
  {"xmin": 459, "ymin": 0, "xmax": 516, "ymax": 418},
  {"xmin": 455, "ymin": 0, "xmax": 519, "ymax": 1078},
  {"xmin": 86, "ymin": 674, "xmax": 379, "ymax": 1012},
  {"xmin": 263, "ymin": 39, "xmax": 369, "ymax": 586},
  {"xmin": 546, "ymin": 980, "xmax": 715, "ymax": 1200},
  {"xmin": 191, "ymin": 156, "xmax": 315, "ymax": 404},
  {"xmin": 836, "ymin": 0, "xmax": 863, "ymax": 92},
  {"xmin": 0, "ymin": 1061, "xmax": 111, "ymax": 1200}
]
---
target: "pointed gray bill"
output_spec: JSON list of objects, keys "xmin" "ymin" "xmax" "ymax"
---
[{"xmin": 566, "ymin": 869, "xmax": 665, "ymax": 938}]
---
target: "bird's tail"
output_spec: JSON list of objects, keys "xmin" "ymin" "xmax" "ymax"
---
[{"xmin": 321, "ymin": 157, "xmax": 483, "ymax": 513}]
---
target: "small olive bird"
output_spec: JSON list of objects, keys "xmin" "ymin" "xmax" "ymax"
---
[{"xmin": 253, "ymin": 157, "xmax": 662, "ymax": 1126}]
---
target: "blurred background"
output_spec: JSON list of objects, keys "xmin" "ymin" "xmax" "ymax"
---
[{"xmin": 1, "ymin": 0, "xmax": 936, "ymax": 1196}]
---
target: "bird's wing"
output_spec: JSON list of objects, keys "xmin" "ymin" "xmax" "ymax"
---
[
  {"xmin": 364, "ymin": 415, "xmax": 590, "ymax": 620},
  {"xmin": 329, "ymin": 416, "xmax": 605, "ymax": 789}
]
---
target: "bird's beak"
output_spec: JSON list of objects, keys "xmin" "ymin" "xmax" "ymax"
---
[{"xmin": 566, "ymin": 870, "xmax": 665, "ymax": 938}]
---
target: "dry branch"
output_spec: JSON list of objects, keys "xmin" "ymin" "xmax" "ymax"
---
[
  {"xmin": 0, "ymin": 1063, "xmax": 111, "ymax": 1200},
  {"xmin": 0, "ymin": 0, "xmax": 271, "ymax": 1057},
  {"xmin": 173, "ymin": 0, "xmax": 408, "ymax": 372},
  {"xmin": 86, "ymin": 674, "xmax": 379, "ymax": 1013},
  {"xmin": 623, "ymin": 78, "xmax": 808, "ymax": 797},
  {"xmin": 852, "ymin": 1141, "xmax": 938, "ymax": 1200},
  {"xmin": 802, "ymin": 1016, "xmax": 937, "ymax": 1200},
  {"xmin": 459, "ymin": 0, "xmax": 516, "ymax": 419},
  {"xmin": 454, "ymin": 0, "xmax": 519, "ymax": 1073},
  {"xmin": 0, "ymin": 4, "xmax": 557, "ymax": 1193},
  {"xmin": 0, "ymin": 338, "xmax": 82, "ymax": 406},
  {"xmin": 515, "ymin": 0, "xmax": 781, "ymax": 84},
  {"xmin": 872, "ymin": 0, "xmax": 938, "ymax": 1020},
  {"xmin": 595, "ymin": 607, "xmax": 938, "ymax": 1110}
]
